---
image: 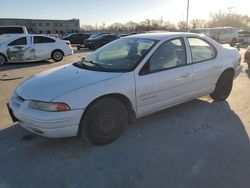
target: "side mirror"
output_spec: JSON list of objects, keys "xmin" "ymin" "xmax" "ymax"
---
[{"xmin": 82, "ymin": 57, "xmax": 85, "ymax": 61}]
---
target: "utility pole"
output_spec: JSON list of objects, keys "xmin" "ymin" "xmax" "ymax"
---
[
  {"xmin": 227, "ymin": 7, "xmax": 234, "ymax": 14},
  {"xmin": 186, "ymin": 0, "xmax": 190, "ymax": 31},
  {"xmin": 160, "ymin": 16, "xmax": 163, "ymax": 27}
]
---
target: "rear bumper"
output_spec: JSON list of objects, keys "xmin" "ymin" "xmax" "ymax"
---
[
  {"xmin": 64, "ymin": 48, "xmax": 73, "ymax": 56},
  {"xmin": 234, "ymin": 65, "xmax": 243, "ymax": 79}
]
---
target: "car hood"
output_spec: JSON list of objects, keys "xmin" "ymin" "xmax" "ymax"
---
[{"xmin": 16, "ymin": 64, "xmax": 123, "ymax": 101}]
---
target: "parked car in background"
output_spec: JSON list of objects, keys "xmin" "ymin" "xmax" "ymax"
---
[
  {"xmin": 191, "ymin": 27, "xmax": 239, "ymax": 46},
  {"xmin": 238, "ymin": 30, "xmax": 250, "ymax": 44},
  {"xmin": 0, "ymin": 25, "xmax": 28, "ymax": 44},
  {"xmin": 62, "ymin": 33, "xmax": 90, "ymax": 45},
  {"xmin": 84, "ymin": 34, "xmax": 119, "ymax": 49},
  {"xmin": 7, "ymin": 32, "xmax": 242, "ymax": 145},
  {"xmin": 244, "ymin": 45, "xmax": 250, "ymax": 69},
  {"xmin": 0, "ymin": 34, "xmax": 73, "ymax": 65}
]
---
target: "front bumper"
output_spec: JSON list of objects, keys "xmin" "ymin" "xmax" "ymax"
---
[{"xmin": 8, "ymin": 92, "xmax": 83, "ymax": 138}]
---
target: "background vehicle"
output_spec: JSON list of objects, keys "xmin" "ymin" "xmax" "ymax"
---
[
  {"xmin": 7, "ymin": 33, "xmax": 242, "ymax": 145},
  {"xmin": 238, "ymin": 30, "xmax": 250, "ymax": 44},
  {"xmin": 0, "ymin": 34, "xmax": 73, "ymax": 65},
  {"xmin": 244, "ymin": 45, "xmax": 250, "ymax": 69},
  {"xmin": 62, "ymin": 33, "xmax": 90, "ymax": 45},
  {"xmin": 191, "ymin": 27, "xmax": 239, "ymax": 46},
  {"xmin": 84, "ymin": 34, "xmax": 119, "ymax": 49},
  {"xmin": 0, "ymin": 25, "xmax": 28, "ymax": 44}
]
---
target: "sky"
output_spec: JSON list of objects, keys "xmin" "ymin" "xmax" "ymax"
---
[{"xmin": 1, "ymin": 0, "xmax": 250, "ymax": 26}]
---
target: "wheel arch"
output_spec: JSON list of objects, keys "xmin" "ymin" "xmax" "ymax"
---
[
  {"xmin": 82, "ymin": 93, "xmax": 136, "ymax": 124},
  {"xmin": 221, "ymin": 67, "xmax": 235, "ymax": 77}
]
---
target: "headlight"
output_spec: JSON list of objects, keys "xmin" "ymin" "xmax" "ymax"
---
[{"xmin": 29, "ymin": 101, "xmax": 70, "ymax": 112}]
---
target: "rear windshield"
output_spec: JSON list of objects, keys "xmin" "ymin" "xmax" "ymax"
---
[{"xmin": 0, "ymin": 27, "xmax": 24, "ymax": 35}]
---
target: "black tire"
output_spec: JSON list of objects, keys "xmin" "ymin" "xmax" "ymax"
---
[
  {"xmin": 51, "ymin": 50, "xmax": 64, "ymax": 62},
  {"xmin": 248, "ymin": 64, "xmax": 250, "ymax": 70},
  {"xmin": 230, "ymin": 38, "xmax": 237, "ymax": 47},
  {"xmin": 80, "ymin": 97, "xmax": 128, "ymax": 145},
  {"xmin": 0, "ymin": 54, "xmax": 7, "ymax": 66},
  {"xmin": 210, "ymin": 72, "xmax": 234, "ymax": 101}
]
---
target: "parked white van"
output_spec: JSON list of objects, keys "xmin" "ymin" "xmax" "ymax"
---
[
  {"xmin": 191, "ymin": 27, "xmax": 239, "ymax": 46},
  {"xmin": 0, "ymin": 26, "xmax": 28, "ymax": 45}
]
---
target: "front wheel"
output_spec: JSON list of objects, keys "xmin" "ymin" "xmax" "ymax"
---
[
  {"xmin": 0, "ymin": 54, "xmax": 7, "ymax": 66},
  {"xmin": 210, "ymin": 72, "xmax": 233, "ymax": 101},
  {"xmin": 51, "ymin": 50, "xmax": 64, "ymax": 62},
  {"xmin": 80, "ymin": 97, "xmax": 128, "ymax": 145}
]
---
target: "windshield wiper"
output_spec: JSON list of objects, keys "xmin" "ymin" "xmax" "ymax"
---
[{"xmin": 83, "ymin": 60, "xmax": 105, "ymax": 69}]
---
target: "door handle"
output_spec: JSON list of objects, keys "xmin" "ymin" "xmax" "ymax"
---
[{"xmin": 181, "ymin": 72, "xmax": 191, "ymax": 78}]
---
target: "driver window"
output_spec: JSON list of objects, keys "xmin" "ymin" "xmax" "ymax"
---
[
  {"xmin": 149, "ymin": 38, "xmax": 187, "ymax": 72},
  {"xmin": 8, "ymin": 37, "xmax": 27, "ymax": 46}
]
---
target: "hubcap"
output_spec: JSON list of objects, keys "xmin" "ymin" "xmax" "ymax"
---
[
  {"xmin": 96, "ymin": 111, "xmax": 119, "ymax": 136},
  {"xmin": 54, "ymin": 52, "xmax": 62, "ymax": 60}
]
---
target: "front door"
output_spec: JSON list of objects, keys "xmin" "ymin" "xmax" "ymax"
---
[
  {"xmin": 6, "ymin": 36, "xmax": 35, "ymax": 62},
  {"xmin": 135, "ymin": 38, "xmax": 193, "ymax": 117}
]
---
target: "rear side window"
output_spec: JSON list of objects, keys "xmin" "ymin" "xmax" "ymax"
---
[
  {"xmin": 8, "ymin": 37, "xmax": 27, "ymax": 46},
  {"xmin": 0, "ymin": 27, "xmax": 24, "ymax": 35},
  {"xmin": 34, "ymin": 36, "xmax": 55, "ymax": 44},
  {"xmin": 188, "ymin": 38, "xmax": 216, "ymax": 63}
]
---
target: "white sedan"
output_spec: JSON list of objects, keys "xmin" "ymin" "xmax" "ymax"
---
[
  {"xmin": 8, "ymin": 32, "xmax": 242, "ymax": 145},
  {"xmin": 0, "ymin": 34, "xmax": 73, "ymax": 65}
]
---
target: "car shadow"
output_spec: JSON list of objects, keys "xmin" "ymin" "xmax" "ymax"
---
[
  {"xmin": 0, "ymin": 99, "xmax": 250, "ymax": 188},
  {"xmin": 0, "ymin": 60, "xmax": 53, "ymax": 72}
]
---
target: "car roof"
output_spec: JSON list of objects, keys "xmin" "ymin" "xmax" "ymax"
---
[
  {"xmin": 126, "ymin": 32, "xmax": 203, "ymax": 40},
  {"xmin": 0, "ymin": 25, "xmax": 26, "ymax": 28}
]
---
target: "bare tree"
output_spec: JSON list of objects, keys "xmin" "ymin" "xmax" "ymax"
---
[
  {"xmin": 190, "ymin": 19, "xmax": 207, "ymax": 28},
  {"xmin": 177, "ymin": 21, "xmax": 187, "ymax": 31}
]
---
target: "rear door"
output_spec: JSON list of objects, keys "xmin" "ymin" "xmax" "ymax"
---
[
  {"xmin": 6, "ymin": 36, "xmax": 35, "ymax": 62},
  {"xmin": 33, "ymin": 36, "xmax": 55, "ymax": 60},
  {"xmin": 186, "ymin": 37, "xmax": 222, "ymax": 95}
]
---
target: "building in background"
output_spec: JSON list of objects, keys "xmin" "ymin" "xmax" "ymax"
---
[{"xmin": 0, "ymin": 18, "xmax": 80, "ymax": 35}]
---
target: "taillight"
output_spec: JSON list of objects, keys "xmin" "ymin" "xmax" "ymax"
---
[{"xmin": 66, "ymin": 41, "xmax": 71, "ymax": 46}]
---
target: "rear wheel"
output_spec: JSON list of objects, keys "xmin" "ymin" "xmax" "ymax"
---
[
  {"xmin": 80, "ymin": 97, "xmax": 128, "ymax": 145},
  {"xmin": 210, "ymin": 72, "xmax": 234, "ymax": 101},
  {"xmin": 51, "ymin": 50, "xmax": 64, "ymax": 62},
  {"xmin": 0, "ymin": 54, "xmax": 7, "ymax": 66}
]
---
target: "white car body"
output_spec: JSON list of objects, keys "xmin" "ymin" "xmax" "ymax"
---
[
  {"xmin": 8, "ymin": 33, "xmax": 242, "ymax": 138},
  {"xmin": 0, "ymin": 34, "xmax": 73, "ymax": 63}
]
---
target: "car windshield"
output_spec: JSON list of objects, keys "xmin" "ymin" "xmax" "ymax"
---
[{"xmin": 80, "ymin": 37, "xmax": 158, "ymax": 72}]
